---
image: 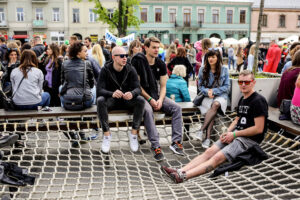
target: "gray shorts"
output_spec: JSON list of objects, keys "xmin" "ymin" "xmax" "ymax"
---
[{"xmin": 215, "ymin": 137, "xmax": 259, "ymax": 163}]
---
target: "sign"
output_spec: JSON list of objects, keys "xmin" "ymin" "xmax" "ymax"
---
[
  {"xmin": 90, "ymin": 35, "xmax": 98, "ymax": 43},
  {"xmin": 105, "ymin": 29, "xmax": 135, "ymax": 45}
]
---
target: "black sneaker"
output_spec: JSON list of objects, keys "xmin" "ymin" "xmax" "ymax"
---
[
  {"xmin": 169, "ymin": 142, "xmax": 184, "ymax": 156},
  {"xmin": 152, "ymin": 147, "xmax": 165, "ymax": 161}
]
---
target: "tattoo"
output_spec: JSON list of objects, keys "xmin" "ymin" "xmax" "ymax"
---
[{"xmin": 205, "ymin": 165, "xmax": 214, "ymax": 173}]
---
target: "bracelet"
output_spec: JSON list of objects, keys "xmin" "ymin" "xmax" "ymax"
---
[
  {"xmin": 233, "ymin": 131, "xmax": 237, "ymax": 139},
  {"xmin": 147, "ymin": 97, "xmax": 152, "ymax": 102}
]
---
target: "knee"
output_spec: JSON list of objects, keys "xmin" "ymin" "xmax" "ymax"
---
[
  {"xmin": 211, "ymin": 102, "xmax": 220, "ymax": 111},
  {"xmin": 210, "ymin": 152, "xmax": 226, "ymax": 167},
  {"xmin": 136, "ymin": 96, "xmax": 145, "ymax": 107},
  {"xmin": 143, "ymin": 101, "xmax": 153, "ymax": 114},
  {"xmin": 96, "ymin": 96, "xmax": 106, "ymax": 106}
]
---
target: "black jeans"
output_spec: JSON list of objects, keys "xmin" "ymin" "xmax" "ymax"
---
[{"xmin": 97, "ymin": 96, "xmax": 145, "ymax": 132}]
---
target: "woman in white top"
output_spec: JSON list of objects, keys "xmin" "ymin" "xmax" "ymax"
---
[{"xmin": 247, "ymin": 45, "xmax": 256, "ymax": 72}]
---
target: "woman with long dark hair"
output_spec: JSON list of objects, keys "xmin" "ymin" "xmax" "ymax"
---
[
  {"xmin": 10, "ymin": 50, "xmax": 50, "ymax": 110},
  {"xmin": 196, "ymin": 49, "xmax": 230, "ymax": 148},
  {"xmin": 1, "ymin": 48, "xmax": 21, "ymax": 94},
  {"xmin": 42, "ymin": 43, "xmax": 62, "ymax": 106}
]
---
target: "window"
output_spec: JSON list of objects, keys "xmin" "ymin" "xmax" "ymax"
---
[
  {"xmin": 198, "ymin": 9, "xmax": 204, "ymax": 24},
  {"xmin": 262, "ymin": 14, "xmax": 267, "ymax": 27},
  {"xmin": 197, "ymin": 34, "xmax": 205, "ymax": 41},
  {"xmin": 169, "ymin": 8, "xmax": 176, "ymax": 23},
  {"xmin": 183, "ymin": 8, "xmax": 191, "ymax": 27},
  {"xmin": 73, "ymin": 8, "xmax": 80, "ymax": 23},
  {"xmin": 0, "ymin": 8, "xmax": 5, "ymax": 23},
  {"xmin": 155, "ymin": 8, "xmax": 162, "ymax": 22},
  {"xmin": 107, "ymin": 9, "xmax": 113, "ymax": 19},
  {"xmin": 279, "ymin": 15, "xmax": 285, "ymax": 27},
  {"xmin": 141, "ymin": 8, "xmax": 147, "ymax": 22},
  {"xmin": 227, "ymin": 10, "xmax": 233, "ymax": 24},
  {"xmin": 212, "ymin": 9, "xmax": 219, "ymax": 24},
  {"xmin": 240, "ymin": 10, "xmax": 246, "ymax": 24},
  {"xmin": 16, "ymin": 8, "xmax": 24, "ymax": 22},
  {"xmin": 298, "ymin": 15, "xmax": 300, "ymax": 27},
  {"xmin": 35, "ymin": 8, "xmax": 43, "ymax": 20},
  {"xmin": 53, "ymin": 8, "xmax": 60, "ymax": 22},
  {"xmin": 89, "ymin": 9, "xmax": 98, "ymax": 22}
]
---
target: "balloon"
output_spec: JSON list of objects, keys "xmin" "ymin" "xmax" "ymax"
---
[
  {"xmin": 64, "ymin": 40, "xmax": 69, "ymax": 45},
  {"xmin": 116, "ymin": 38, "xmax": 123, "ymax": 46},
  {"xmin": 159, "ymin": 48, "xmax": 164, "ymax": 54}
]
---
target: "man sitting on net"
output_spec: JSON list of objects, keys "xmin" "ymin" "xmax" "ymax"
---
[
  {"xmin": 162, "ymin": 70, "xmax": 268, "ymax": 183},
  {"xmin": 97, "ymin": 46, "xmax": 145, "ymax": 153}
]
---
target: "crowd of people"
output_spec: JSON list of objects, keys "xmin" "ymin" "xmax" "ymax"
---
[{"xmin": 0, "ymin": 34, "xmax": 299, "ymax": 184}]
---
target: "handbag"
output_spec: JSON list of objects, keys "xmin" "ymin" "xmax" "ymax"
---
[
  {"xmin": 63, "ymin": 61, "xmax": 87, "ymax": 111},
  {"xmin": 279, "ymin": 99, "xmax": 291, "ymax": 120},
  {"xmin": 0, "ymin": 76, "xmax": 26, "ymax": 111},
  {"xmin": 193, "ymin": 79, "xmax": 218, "ymax": 107}
]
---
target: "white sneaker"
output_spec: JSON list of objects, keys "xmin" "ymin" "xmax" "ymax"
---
[
  {"xmin": 202, "ymin": 139, "xmax": 211, "ymax": 149},
  {"xmin": 129, "ymin": 133, "xmax": 139, "ymax": 152},
  {"xmin": 101, "ymin": 135, "xmax": 111, "ymax": 153},
  {"xmin": 196, "ymin": 130, "xmax": 203, "ymax": 141}
]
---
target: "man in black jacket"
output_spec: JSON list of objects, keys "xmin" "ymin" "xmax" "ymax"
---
[
  {"xmin": 97, "ymin": 46, "xmax": 145, "ymax": 153},
  {"xmin": 31, "ymin": 36, "xmax": 45, "ymax": 58}
]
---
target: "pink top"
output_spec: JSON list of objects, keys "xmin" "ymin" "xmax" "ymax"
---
[{"xmin": 292, "ymin": 87, "xmax": 300, "ymax": 107}]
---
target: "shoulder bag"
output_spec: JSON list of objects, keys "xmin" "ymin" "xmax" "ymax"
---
[
  {"xmin": 193, "ymin": 79, "xmax": 218, "ymax": 107},
  {"xmin": 63, "ymin": 61, "xmax": 87, "ymax": 111}
]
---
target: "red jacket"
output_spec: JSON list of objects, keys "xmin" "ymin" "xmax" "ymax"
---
[{"xmin": 263, "ymin": 44, "xmax": 281, "ymax": 73}]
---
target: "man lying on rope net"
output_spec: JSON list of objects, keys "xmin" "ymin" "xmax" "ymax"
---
[{"xmin": 162, "ymin": 70, "xmax": 269, "ymax": 183}]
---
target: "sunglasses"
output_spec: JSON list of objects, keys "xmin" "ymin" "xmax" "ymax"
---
[
  {"xmin": 114, "ymin": 54, "xmax": 128, "ymax": 58},
  {"xmin": 238, "ymin": 80, "xmax": 254, "ymax": 85}
]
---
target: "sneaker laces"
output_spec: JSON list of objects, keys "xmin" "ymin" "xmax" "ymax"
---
[
  {"xmin": 154, "ymin": 148, "xmax": 161, "ymax": 154},
  {"xmin": 175, "ymin": 142, "xmax": 183, "ymax": 149}
]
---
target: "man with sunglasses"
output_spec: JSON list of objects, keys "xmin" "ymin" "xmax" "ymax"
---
[
  {"xmin": 162, "ymin": 70, "xmax": 268, "ymax": 183},
  {"xmin": 131, "ymin": 37, "xmax": 184, "ymax": 161},
  {"xmin": 96, "ymin": 46, "xmax": 145, "ymax": 153}
]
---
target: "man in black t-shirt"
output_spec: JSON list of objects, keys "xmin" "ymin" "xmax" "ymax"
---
[
  {"xmin": 97, "ymin": 47, "xmax": 145, "ymax": 153},
  {"xmin": 162, "ymin": 70, "xmax": 268, "ymax": 183},
  {"xmin": 131, "ymin": 37, "xmax": 184, "ymax": 161}
]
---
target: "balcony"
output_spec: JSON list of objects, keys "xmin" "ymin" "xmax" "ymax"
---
[
  {"xmin": 32, "ymin": 20, "xmax": 47, "ymax": 28},
  {"xmin": 0, "ymin": 21, "xmax": 8, "ymax": 28},
  {"xmin": 175, "ymin": 21, "xmax": 202, "ymax": 30},
  {"xmin": 32, "ymin": 0, "xmax": 48, "ymax": 3}
]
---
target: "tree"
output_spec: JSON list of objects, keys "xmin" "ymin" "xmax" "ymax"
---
[
  {"xmin": 76, "ymin": 0, "xmax": 142, "ymax": 37},
  {"xmin": 253, "ymin": 0, "xmax": 265, "ymax": 75}
]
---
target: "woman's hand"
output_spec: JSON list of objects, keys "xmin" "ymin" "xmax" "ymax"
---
[{"xmin": 208, "ymin": 89, "xmax": 214, "ymax": 99}]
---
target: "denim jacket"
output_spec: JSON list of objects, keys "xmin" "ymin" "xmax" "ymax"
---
[{"xmin": 198, "ymin": 66, "xmax": 230, "ymax": 99}]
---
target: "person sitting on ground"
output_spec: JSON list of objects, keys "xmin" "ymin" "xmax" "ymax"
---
[
  {"xmin": 10, "ymin": 50, "xmax": 50, "ymax": 110},
  {"xmin": 166, "ymin": 65, "xmax": 191, "ymax": 102},
  {"xmin": 196, "ymin": 49, "xmax": 230, "ymax": 149},
  {"xmin": 277, "ymin": 50, "xmax": 300, "ymax": 107},
  {"xmin": 131, "ymin": 37, "xmax": 184, "ymax": 161},
  {"xmin": 60, "ymin": 41, "xmax": 95, "ymax": 109},
  {"xmin": 1, "ymin": 48, "xmax": 20, "ymax": 95},
  {"xmin": 97, "ymin": 46, "xmax": 145, "ymax": 153},
  {"xmin": 162, "ymin": 70, "xmax": 268, "ymax": 183},
  {"xmin": 290, "ymin": 74, "xmax": 300, "ymax": 125},
  {"xmin": 167, "ymin": 47, "xmax": 193, "ymax": 85}
]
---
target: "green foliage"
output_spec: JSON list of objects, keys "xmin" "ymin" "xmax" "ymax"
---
[{"xmin": 76, "ymin": 0, "xmax": 142, "ymax": 36}]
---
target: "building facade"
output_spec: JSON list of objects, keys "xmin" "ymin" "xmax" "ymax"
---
[
  {"xmin": 251, "ymin": 0, "xmax": 300, "ymax": 43},
  {"xmin": 0, "ymin": 0, "xmax": 117, "ymax": 44},
  {"xmin": 129, "ymin": 0, "xmax": 253, "ymax": 44}
]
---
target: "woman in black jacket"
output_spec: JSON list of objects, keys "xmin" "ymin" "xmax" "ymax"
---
[
  {"xmin": 60, "ymin": 41, "xmax": 94, "ymax": 109},
  {"xmin": 1, "ymin": 48, "xmax": 20, "ymax": 95},
  {"xmin": 167, "ymin": 47, "xmax": 193, "ymax": 86},
  {"xmin": 42, "ymin": 43, "xmax": 62, "ymax": 106}
]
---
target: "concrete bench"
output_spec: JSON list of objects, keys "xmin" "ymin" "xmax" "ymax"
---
[{"xmin": 268, "ymin": 106, "xmax": 300, "ymax": 135}]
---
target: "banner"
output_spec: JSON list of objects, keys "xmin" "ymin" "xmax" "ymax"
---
[{"xmin": 105, "ymin": 29, "xmax": 135, "ymax": 45}]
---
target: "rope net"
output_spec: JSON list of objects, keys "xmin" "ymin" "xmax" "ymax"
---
[{"xmin": 0, "ymin": 112, "xmax": 299, "ymax": 200}]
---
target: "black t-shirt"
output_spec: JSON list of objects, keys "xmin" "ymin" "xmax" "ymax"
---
[
  {"xmin": 112, "ymin": 67, "xmax": 126, "ymax": 86},
  {"xmin": 149, "ymin": 58, "xmax": 167, "ymax": 81},
  {"xmin": 236, "ymin": 92, "xmax": 268, "ymax": 144}
]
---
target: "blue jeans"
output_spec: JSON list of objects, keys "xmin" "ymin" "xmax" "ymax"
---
[
  {"xmin": 228, "ymin": 56, "xmax": 235, "ymax": 70},
  {"xmin": 15, "ymin": 92, "xmax": 51, "ymax": 110}
]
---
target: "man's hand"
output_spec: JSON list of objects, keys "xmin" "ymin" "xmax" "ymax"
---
[
  {"xmin": 208, "ymin": 89, "xmax": 214, "ymax": 99},
  {"xmin": 123, "ymin": 92, "xmax": 133, "ymax": 100},
  {"xmin": 112, "ymin": 90, "xmax": 124, "ymax": 99},
  {"xmin": 220, "ymin": 132, "xmax": 234, "ymax": 144},
  {"xmin": 149, "ymin": 98, "xmax": 158, "ymax": 109},
  {"xmin": 155, "ymin": 99, "xmax": 163, "ymax": 111}
]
